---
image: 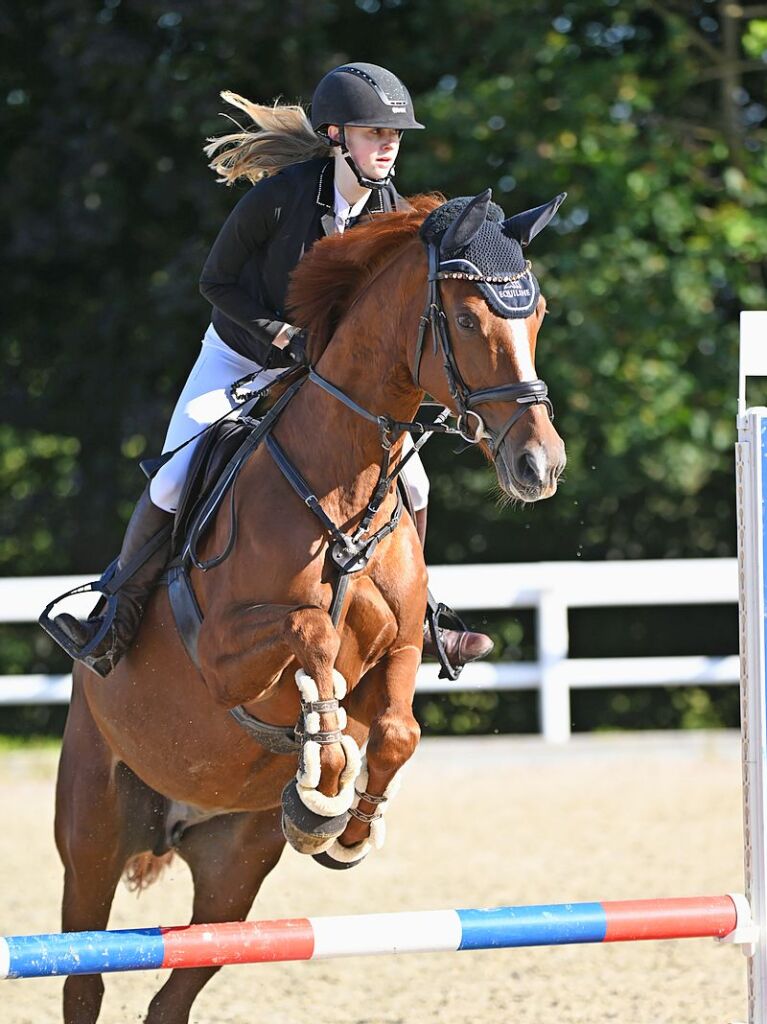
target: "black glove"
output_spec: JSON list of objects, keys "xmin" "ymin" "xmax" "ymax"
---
[{"xmin": 284, "ymin": 326, "xmax": 309, "ymax": 366}]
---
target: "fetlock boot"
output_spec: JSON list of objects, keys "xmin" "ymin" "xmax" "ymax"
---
[
  {"xmin": 414, "ymin": 506, "xmax": 494, "ymax": 671},
  {"xmin": 54, "ymin": 486, "xmax": 173, "ymax": 677}
]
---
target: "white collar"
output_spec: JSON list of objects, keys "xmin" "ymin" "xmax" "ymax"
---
[{"xmin": 333, "ymin": 183, "xmax": 370, "ymax": 225}]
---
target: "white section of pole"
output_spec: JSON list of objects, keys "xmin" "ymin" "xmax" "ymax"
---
[{"xmin": 310, "ymin": 910, "xmax": 462, "ymax": 959}]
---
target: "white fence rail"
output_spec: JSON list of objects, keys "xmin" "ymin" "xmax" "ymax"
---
[{"xmin": 0, "ymin": 559, "xmax": 739, "ymax": 742}]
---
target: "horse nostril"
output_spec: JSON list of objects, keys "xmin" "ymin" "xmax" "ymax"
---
[{"xmin": 516, "ymin": 451, "xmax": 544, "ymax": 487}]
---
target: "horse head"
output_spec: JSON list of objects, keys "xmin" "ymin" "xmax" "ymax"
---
[{"xmin": 416, "ymin": 189, "xmax": 567, "ymax": 502}]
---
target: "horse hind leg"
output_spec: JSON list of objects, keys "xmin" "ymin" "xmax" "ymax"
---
[
  {"xmin": 56, "ymin": 678, "xmax": 166, "ymax": 1024},
  {"xmin": 143, "ymin": 808, "xmax": 286, "ymax": 1024}
]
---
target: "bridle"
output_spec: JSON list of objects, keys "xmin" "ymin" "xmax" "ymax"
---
[{"xmin": 412, "ymin": 243, "xmax": 554, "ymax": 457}]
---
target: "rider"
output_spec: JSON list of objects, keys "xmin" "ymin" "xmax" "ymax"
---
[{"xmin": 52, "ymin": 62, "xmax": 494, "ymax": 677}]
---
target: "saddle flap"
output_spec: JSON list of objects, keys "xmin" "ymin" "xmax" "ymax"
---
[{"xmin": 172, "ymin": 418, "xmax": 257, "ymax": 552}]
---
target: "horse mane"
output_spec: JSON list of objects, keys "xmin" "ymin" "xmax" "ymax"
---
[{"xmin": 287, "ymin": 193, "xmax": 444, "ymax": 362}]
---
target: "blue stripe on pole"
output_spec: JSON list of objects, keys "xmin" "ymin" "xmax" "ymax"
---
[
  {"xmin": 5, "ymin": 928, "xmax": 165, "ymax": 978},
  {"xmin": 457, "ymin": 903, "xmax": 608, "ymax": 949}
]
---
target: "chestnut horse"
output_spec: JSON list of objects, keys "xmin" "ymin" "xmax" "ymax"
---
[{"xmin": 54, "ymin": 189, "xmax": 566, "ymax": 1023}]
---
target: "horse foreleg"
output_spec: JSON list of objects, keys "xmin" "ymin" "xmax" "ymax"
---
[
  {"xmin": 198, "ymin": 601, "xmax": 340, "ymax": 714},
  {"xmin": 144, "ymin": 808, "xmax": 285, "ymax": 1024},
  {"xmin": 199, "ymin": 602, "xmax": 358, "ymax": 852},
  {"xmin": 318, "ymin": 646, "xmax": 421, "ymax": 867},
  {"xmin": 200, "ymin": 600, "xmax": 351, "ymax": 792}
]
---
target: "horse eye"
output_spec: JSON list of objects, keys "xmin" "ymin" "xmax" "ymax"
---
[{"xmin": 456, "ymin": 314, "xmax": 475, "ymax": 330}]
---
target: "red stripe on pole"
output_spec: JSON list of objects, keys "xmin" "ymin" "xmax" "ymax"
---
[
  {"xmin": 161, "ymin": 918, "xmax": 315, "ymax": 969},
  {"xmin": 602, "ymin": 896, "xmax": 737, "ymax": 942}
]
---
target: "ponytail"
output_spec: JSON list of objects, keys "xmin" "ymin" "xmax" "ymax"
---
[{"xmin": 204, "ymin": 91, "xmax": 332, "ymax": 185}]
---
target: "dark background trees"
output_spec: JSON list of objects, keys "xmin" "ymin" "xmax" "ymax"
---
[{"xmin": 2, "ymin": 0, "xmax": 765, "ymax": 732}]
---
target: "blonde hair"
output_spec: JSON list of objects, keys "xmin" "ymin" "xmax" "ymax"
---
[{"xmin": 204, "ymin": 91, "xmax": 332, "ymax": 186}]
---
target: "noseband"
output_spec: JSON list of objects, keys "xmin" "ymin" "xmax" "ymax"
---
[{"xmin": 413, "ymin": 244, "xmax": 554, "ymax": 458}]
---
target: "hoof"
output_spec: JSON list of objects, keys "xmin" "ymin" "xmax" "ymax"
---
[
  {"xmin": 281, "ymin": 779, "xmax": 349, "ymax": 855},
  {"xmin": 312, "ymin": 848, "xmax": 369, "ymax": 870}
]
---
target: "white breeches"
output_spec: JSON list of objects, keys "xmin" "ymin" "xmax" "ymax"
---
[{"xmin": 149, "ymin": 324, "xmax": 430, "ymax": 514}]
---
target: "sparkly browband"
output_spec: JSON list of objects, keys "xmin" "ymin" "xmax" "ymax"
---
[{"xmin": 436, "ymin": 260, "xmax": 532, "ymax": 284}]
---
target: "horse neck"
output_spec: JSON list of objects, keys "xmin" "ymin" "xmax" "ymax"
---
[
  {"xmin": 318, "ymin": 242, "xmax": 424, "ymax": 420},
  {"xmin": 274, "ymin": 243, "xmax": 426, "ymax": 521}
]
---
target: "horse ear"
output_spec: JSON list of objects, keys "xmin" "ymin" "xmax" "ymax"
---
[
  {"xmin": 440, "ymin": 188, "xmax": 493, "ymax": 255},
  {"xmin": 502, "ymin": 192, "xmax": 567, "ymax": 247}
]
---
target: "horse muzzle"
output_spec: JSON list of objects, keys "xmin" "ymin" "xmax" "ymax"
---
[{"xmin": 496, "ymin": 441, "xmax": 566, "ymax": 502}]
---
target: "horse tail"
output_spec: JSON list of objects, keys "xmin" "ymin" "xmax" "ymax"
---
[{"xmin": 123, "ymin": 851, "xmax": 175, "ymax": 893}]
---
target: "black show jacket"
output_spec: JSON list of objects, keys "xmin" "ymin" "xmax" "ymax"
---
[{"xmin": 199, "ymin": 157, "xmax": 408, "ymax": 368}]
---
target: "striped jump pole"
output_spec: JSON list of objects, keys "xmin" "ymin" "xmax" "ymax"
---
[{"xmin": 0, "ymin": 895, "xmax": 753, "ymax": 980}]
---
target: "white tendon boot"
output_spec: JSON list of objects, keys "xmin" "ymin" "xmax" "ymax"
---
[
  {"xmin": 294, "ymin": 668, "xmax": 361, "ymax": 817},
  {"xmin": 320, "ymin": 755, "xmax": 402, "ymax": 867}
]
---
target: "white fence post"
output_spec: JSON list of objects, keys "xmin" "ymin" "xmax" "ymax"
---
[
  {"xmin": 537, "ymin": 590, "xmax": 570, "ymax": 743},
  {"xmin": 736, "ymin": 311, "xmax": 767, "ymax": 1024}
]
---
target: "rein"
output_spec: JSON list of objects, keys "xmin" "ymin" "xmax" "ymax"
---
[{"xmin": 263, "ymin": 369, "xmax": 451, "ymax": 628}]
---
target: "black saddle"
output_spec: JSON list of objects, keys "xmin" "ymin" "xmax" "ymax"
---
[{"xmin": 170, "ymin": 417, "xmax": 258, "ymax": 557}]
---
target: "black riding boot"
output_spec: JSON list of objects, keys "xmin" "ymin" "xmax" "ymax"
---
[
  {"xmin": 415, "ymin": 506, "xmax": 494, "ymax": 670},
  {"xmin": 54, "ymin": 487, "xmax": 173, "ymax": 677}
]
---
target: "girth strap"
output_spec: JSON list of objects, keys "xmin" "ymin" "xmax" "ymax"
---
[{"xmin": 229, "ymin": 705, "xmax": 300, "ymax": 754}]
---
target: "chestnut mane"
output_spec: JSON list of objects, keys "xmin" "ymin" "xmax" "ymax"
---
[{"xmin": 287, "ymin": 193, "xmax": 444, "ymax": 362}]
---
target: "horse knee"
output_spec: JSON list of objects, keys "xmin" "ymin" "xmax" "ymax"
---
[
  {"xmin": 285, "ymin": 606, "xmax": 339, "ymax": 669},
  {"xmin": 368, "ymin": 712, "xmax": 420, "ymax": 772}
]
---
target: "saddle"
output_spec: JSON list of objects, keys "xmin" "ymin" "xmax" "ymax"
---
[{"xmin": 170, "ymin": 416, "xmax": 257, "ymax": 558}]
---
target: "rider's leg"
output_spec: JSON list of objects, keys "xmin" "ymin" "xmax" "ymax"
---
[
  {"xmin": 400, "ymin": 440, "xmax": 494, "ymax": 669},
  {"xmin": 150, "ymin": 325, "xmax": 271, "ymax": 514},
  {"xmin": 55, "ymin": 325, "xmax": 270, "ymax": 676},
  {"xmin": 54, "ymin": 485, "xmax": 173, "ymax": 674}
]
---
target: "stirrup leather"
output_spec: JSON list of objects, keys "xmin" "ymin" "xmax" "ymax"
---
[
  {"xmin": 39, "ymin": 522, "xmax": 172, "ymax": 673},
  {"xmin": 38, "ymin": 559, "xmax": 120, "ymax": 668},
  {"xmin": 425, "ymin": 592, "xmax": 470, "ymax": 682}
]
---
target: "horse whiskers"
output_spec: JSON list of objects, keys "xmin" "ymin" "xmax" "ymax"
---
[{"xmin": 494, "ymin": 486, "xmax": 522, "ymax": 513}]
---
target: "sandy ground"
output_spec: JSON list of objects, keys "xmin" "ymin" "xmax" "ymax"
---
[{"xmin": 0, "ymin": 731, "xmax": 748, "ymax": 1024}]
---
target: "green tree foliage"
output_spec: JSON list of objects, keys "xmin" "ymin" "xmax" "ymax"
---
[
  {"xmin": 407, "ymin": 0, "xmax": 767, "ymax": 564},
  {"xmin": 2, "ymin": 1, "xmax": 765, "ymax": 732}
]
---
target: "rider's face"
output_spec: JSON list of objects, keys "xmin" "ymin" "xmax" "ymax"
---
[{"xmin": 329, "ymin": 125, "xmax": 402, "ymax": 180}]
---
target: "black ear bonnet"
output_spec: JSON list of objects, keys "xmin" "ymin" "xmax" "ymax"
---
[{"xmin": 420, "ymin": 191, "xmax": 566, "ymax": 319}]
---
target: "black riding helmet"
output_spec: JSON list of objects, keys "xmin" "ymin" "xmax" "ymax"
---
[{"xmin": 311, "ymin": 63, "xmax": 424, "ymax": 190}]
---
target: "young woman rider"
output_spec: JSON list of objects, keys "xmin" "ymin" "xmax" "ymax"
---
[{"xmin": 52, "ymin": 62, "xmax": 493, "ymax": 677}]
